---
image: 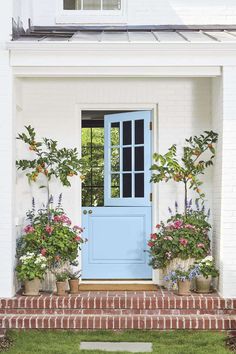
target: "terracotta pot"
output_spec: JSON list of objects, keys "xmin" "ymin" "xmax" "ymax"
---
[
  {"xmin": 56, "ymin": 281, "xmax": 67, "ymax": 296},
  {"xmin": 177, "ymin": 280, "xmax": 191, "ymax": 296},
  {"xmin": 24, "ymin": 278, "xmax": 41, "ymax": 296},
  {"xmin": 196, "ymin": 275, "xmax": 212, "ymax": 293},
  {"xmin": 69, "ymin": 279, "xmax": 79, "ymax": 294}
]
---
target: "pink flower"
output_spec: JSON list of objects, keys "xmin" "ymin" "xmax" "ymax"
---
[
  {"xmin": 184, "ymin": 224, "xmax": 195, "ymax": 230},
  {"xmin": 164, "ymin": 236, "xmax": 173, "ymax": 241},
  {"xmin": 45, "ymin": 224, "xmax": 54, "ymax": 235},
  {"xmin": 172, "ymin": 220, "xmax": 183, "ymax": 229},
  {"xmin": 73, "ymin": 225, "xmax": 84, "ymax": 233},
  {"xmin": 41, "ymin": 248, "xmax": 47, "ymax": 256},
  {"xmin": 75, "ymin": 236, "xmax": 83, "ymax": 242},
  {"xmin": 53, "ymin": 214, "xmax": 71, "ymax": 225},
  {"xmin": 150, "ymin": 233, "xmax": 157, "ymax": 240},
  {"xmin": 156, "ymin": 224, "xmax": 161, "ymax": 229},
  {"xmin": 24, "ymin": 225, "xmax": 35, "ymax": 234},
  {"xmin": 197, "ymin": 243, "xmax": 205, "ymax": 248},
  {"xmin": 179, "ymin": 238, "xmax": 188, "ymax": 246},
  {"xmin": 148, "ymin": 241, "xmax": 155, "ymax": 248}
]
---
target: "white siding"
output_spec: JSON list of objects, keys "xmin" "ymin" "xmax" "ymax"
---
[
  {"xmin": 16, "ymin": 76, "xmax": 212, "ymax": 241},
  {"xmin": 19, "ymin": 0, "xmax": 236, "ymax": 27},
  {"xmin": 0, "ymin": 2, "xmax": 15, "ymax": 297}
]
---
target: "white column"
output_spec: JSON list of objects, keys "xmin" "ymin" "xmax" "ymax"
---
[
  {"xmin": 0, "ymin": 2, "xmax": 15, "ymax": 297},
  {"xmin": 212, "ymin": 67, "xmax": 236, "ymax": 298}
]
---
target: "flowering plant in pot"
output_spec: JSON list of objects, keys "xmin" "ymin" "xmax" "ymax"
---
[
  {"xmin": 148, "ymin": 202, "xmax": 211, "ymax": 273},
  {"xmin": 194, "ymin": 256, "xmax": 219, "ymax": 293},
  {"xmin": 164, "ymin": 266, "xmax": 198, "ymax": 295},
  {"xmin": 16, "ymin": 252, "xmax": 47, "ymax": 296},
  {"xmin": 17, "ymin": 197, "xmax": 85, "ymax": 269},
  {"xmin": 54, "ymin": 271, "xmax": 68, "ymax": 296},
  {"xmin": 66, "ymin": 266, "xmax": 81, "ymax": 294}
]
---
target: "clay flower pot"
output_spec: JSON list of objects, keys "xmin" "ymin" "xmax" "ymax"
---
[
  {"xmin": 69, "ymin": 279, "xmax": 79, "ymax": 294},
  {"xmin": 56, "ymin": 281, "xmax": 67, "ymax": 296},
  {"xmin": 24, "ymin": 278, "xmax": 41, "ymax": 296},
  {"xmin": 196, "ymin": 275, "xmax": 212, "ymax": 293},
  {"xmin": 177, "ymin": 280, "xmax": 191, "ymax": 296}
]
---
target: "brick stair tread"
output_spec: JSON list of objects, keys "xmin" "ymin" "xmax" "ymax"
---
[{"xmin": 0, "ymin": 314, "xmax": 235, "ymax": 330}]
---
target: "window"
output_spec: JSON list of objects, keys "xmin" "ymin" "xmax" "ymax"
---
[{"xmin": 63, "ymin": 0, "xmax": 121, "ymax": 11}]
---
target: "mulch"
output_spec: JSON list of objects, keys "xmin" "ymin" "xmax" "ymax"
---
[{"xmin": 226, "ymin": 336, "xmax": 236, "ymax": 352}]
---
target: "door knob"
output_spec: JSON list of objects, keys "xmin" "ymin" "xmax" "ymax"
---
[
  {"xmin": 88, "ymin": 210, "xmax": 93, "ymax": 214},
  {"xmin": 83, "ymin": 210, "xmax": 88, "ymax": 215}
]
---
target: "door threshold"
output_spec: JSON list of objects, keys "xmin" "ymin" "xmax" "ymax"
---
[{"xmin": 79, "ymin": 281, "xmax": 158, "ymax": 291}]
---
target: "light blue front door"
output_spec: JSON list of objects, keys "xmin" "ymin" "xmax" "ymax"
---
[{"xmin": 82, "ymin": 111, "xmax": 152, "ymax": 279}]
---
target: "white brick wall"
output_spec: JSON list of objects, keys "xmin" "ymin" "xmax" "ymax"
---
[
  {"xmin": 19, "ymin": 0, "xmax": 236, "ymax": 27},
  {"xmin": 0, "ymin": 3, "xmax": 15, "ymax": 297},
  {"xmin": 212, "ymin": 67, "xmax": 236, "ymax": 298}
]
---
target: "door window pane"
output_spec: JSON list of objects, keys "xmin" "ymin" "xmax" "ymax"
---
[
  {"xmin": 135, "ymin": 146, "xmax": 144, "ymax": 171},
  {"xmin": 111, "ymin": 148, "xmax": 120, "ymax": 172},
  {"xmin": 123, "ymin": 174, "xmax": 132, "ymax": 198},
  {"xmin": 123, "ymin": 121, "xmax": 132, "ymax": 145},
  {"xmin": 111, "ymin": 174, "xmax": 120, "ymax": 198},
  {"xmin": 64, "ymin": 0, "xmax": 81, "ymax": 10},
  {"xmin": 135, "ymin": 119, "xmax": 144, "ymax": 145},
  {"xmin": 123, "ymin": 147, "xmax": 132, "ymax": 171},
  {"xmin": 111, "ymin": 122, "xmax": 120, "ymax": 146},
  {"xmin": 135, "ymin": 173, "xmax": 144, "ymax": 198},
  {"xmin": 83, "ymin": 0, "xmax": 101, "ymax": 10},
  {"xmin": 103, "ymin": 0, "xmax": 121, "ymax": 10}
]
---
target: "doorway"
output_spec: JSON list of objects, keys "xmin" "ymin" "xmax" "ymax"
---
[{"xmin": 81, "ymin": 110, "xmax": 152, "ymax": 280}]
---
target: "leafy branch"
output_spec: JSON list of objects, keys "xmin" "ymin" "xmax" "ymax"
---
[{"xmin": 151, "ymin": 130, "xmax": 218, "ymax": 213}]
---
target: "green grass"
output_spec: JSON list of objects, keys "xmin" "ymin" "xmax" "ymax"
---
[{"xmin": 4, "ymin": 330, "xmax": 231, "ymax": 354}]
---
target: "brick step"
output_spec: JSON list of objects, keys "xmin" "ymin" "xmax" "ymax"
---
[
  {"xmin": 1, "ymin": 308, "xmax": 236, "ymax": 316},
  {"xmin": 0, "ymin": 314, "xmax": 235, "ymax": 330},
  {"xmin": 1, "ymin": 295, "xmax": 235, "ymax": 311}
]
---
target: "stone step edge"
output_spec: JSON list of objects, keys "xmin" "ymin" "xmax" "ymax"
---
[{"xmin": 0, "ymin": 314, "xmax": 235, "ymax": 330}]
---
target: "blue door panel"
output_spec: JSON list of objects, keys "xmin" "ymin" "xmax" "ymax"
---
[{"xmin": 82, "ymin": 207, "xmax": 152, "ymax": 279}]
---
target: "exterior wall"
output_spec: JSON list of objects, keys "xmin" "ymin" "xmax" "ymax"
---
[
  {"xmin": 212, "ymin": 68, "xmax": 236, "ymax": 298},
  {"xmin": 0, "ymin": 2, "xmax": 15, "ymax": 297},
  {"xmin": 19, "ymin": 0, "xmax": 236, "ymax": 27},
  {"xmin": 15, "ymin": 77, "xmax": 212, "ymax": 272}
]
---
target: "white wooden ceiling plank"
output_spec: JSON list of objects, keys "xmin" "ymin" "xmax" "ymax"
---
[{"xmin": 153, "ymin": 31, "xmax": 186, "ymax": 42}]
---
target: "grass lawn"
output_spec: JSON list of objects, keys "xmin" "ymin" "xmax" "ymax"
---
[{"xmin": 3, "ymin": 330, "xmax": 231, "ymax": 354}]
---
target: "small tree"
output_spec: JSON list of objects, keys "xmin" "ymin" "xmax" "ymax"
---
[
  {"xmin": 151, "ymin": 130, "xmax": 218, "ymax": 213},
  {"xmin": 16, "ymin": 126, "xmax": 83, "ymax": 205}
]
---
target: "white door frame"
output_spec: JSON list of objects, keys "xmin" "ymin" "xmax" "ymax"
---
[{"xmin": 76, "ymin": 103, "xmax": 159, "ymax": 283}]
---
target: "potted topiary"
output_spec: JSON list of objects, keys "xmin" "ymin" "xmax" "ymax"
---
[
  {"xmin": 194, "ymin": 256, "xmax": 219, "ymax": 293},
  {"xmin": 16, "ymin": 252, "xmax": 47, "ymax": 296},
  {"xmin": 67, "ymin": 268, "xmax": 81, "ymax": 294},
  {"xmin": 164, "ymin": 266, "xmax": 198, "ymax": 296},
  {"xmin": 55, "ymin": 271, "xmax": 68, "ymax": 296}
]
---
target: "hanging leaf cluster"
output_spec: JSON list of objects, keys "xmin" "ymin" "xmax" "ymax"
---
[
  {"xmin": 16, "ymin": 125, "xmax": 83, "ymax": 187},
  {"xmin": 151, "ymin": 130, "xmax": 218, "ymax": 201}
]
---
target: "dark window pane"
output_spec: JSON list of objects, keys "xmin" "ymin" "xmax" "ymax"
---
[
  {"xmin": 123, "ymin": 174, "xmax": 132, "ymax": 198},
  {"xmin": 123, "ymin": 147, "xmax": 132, "ymax": 171},
  {"xmin": 64, "ymin": 0, "xmax": 81, "ymax": 9},
  {"xmin": 135, "ymin": 173, "xmax": 144, "ymax": 198},
  {"xmin": 82, "ymin": 187, "xmax": 92, "ymax": 207},
  {"xmin": 135, "ymin": 119, "xmax": 144, "ymax": 145},
  {"xmin": 135, "ymin": 146, "xmax": 144, "ymax": 171},
  {"xmin": 83, "ymin": 0, "xmax": 101, "ymax": 10},
  {"xmin": 123, "ymin": 121, "xmax": 132, "ymax": 145},
  {"xmin": 103, "ymin": 0, "xmax": 121, "ymax": 10}
]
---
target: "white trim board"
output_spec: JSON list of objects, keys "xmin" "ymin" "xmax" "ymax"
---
[{"xmin": 12, "ymin": 66, "xmax": 221, "ymax": 77}]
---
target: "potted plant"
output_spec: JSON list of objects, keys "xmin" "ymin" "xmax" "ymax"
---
[
  {"xmin": 16, "ymin": 252, "xmax": 47, "ymax": 296},
  {"xmin": 148, "ymin": 202, "xmax": 211, "ymax": 282},
  {"xmin": 194, "ymin": 256, "xmax": 219, "ymax": 293},
  {"xmin": 164, "ymin": 266, "xmax": 198, "ymax": 296},
  {"xmin": 67, "ymin": 268, "xmax": 81, "ymax": 294},
  {"xmin": 55, "ymin": 271, "xmax": 68, "ymax": 296}
]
